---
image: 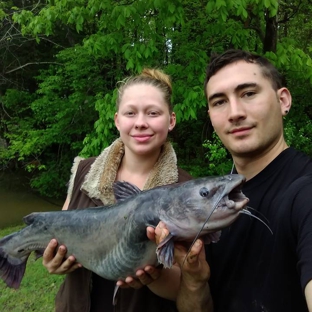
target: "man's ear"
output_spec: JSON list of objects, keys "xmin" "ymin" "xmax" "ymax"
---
[{"xmin": 278, "ymin": 87, "xmax": 292, "ymax": 116}]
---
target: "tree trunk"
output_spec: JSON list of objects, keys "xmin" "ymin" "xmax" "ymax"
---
[{"xmin": 263, "ymin": 12, "xmax": 277, "ymax": 53}]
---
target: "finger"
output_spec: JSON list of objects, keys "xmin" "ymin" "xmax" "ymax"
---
[
  {"xmin": 124, "ymin": 276, "xmax": 143, "ymax": 289},
  {"xmin": 61, "ymin": 261, "xmax": 82, "ymax": 273},
  {"xmin": 144, "ymin": 266, "xmax": 161, "ymax": 280},
  {"xmin": 116, "ymin": 280, "xmax": 131, "ymax": 289},
  {"xmin": 155, "ymin": 221, "xmax": 169, "ymax": 245},
  {"xmin": 49, "ymin": 245, "xmax": 68, "ymax": 266},
  {"xmin": 136, "ymin": 270, "xmax": 153, "ymax": 285},
  {"xmin": 116, "ymin": 280, "xmax": 130, "ymax": 289},
  {"xmin": 50, "ymin": 256, "xmax": 81, "ymax": 274},
  {"xmin": 186, "ymin": 239, "xmax": 203, "ymax": 265},
  {"xmin": 146, "ymin": 227, "xmax": 156, "ymax": 241},
  {"xmin": 174, "ymin": 239, "xmax": 203, "ymax": 268},
  {"xmin": 43, "ymin": 239, "xmax": 58, "ymax": 262},
  {"xmin": 57, "ymin": 256, "xmax": 77, "ymax": 271}
]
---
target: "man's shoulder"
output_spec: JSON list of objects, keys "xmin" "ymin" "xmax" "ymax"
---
[{"xmin": 279, "ymin": 147, "xmax": 312, "ymax": 178}]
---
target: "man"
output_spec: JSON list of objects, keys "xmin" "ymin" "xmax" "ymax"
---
[{"xmin": 171, "ymin": 49, "xmax": 312, "ymax": 312}]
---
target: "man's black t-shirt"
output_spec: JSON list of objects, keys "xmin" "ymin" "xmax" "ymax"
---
[{"xmin": 206, "ymin": 147, "xmax": 312, "ymax": 312}]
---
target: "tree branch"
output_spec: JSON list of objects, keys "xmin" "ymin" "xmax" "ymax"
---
[{"xmin": 5, "ymin": 62, "xmax": 63, "ymax": 73}]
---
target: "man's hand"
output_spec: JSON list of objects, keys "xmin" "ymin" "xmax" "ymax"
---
[
  {"xmin": 175, "ymin": 238, "xmax": 210, "ymax": 285},
  {"xmin": 154, "ymin": 221, "xmax": 213, "ymax": 311},
  {"xmin": 42, "ymin": 239, "xmax": 82, "ymax": 274}
]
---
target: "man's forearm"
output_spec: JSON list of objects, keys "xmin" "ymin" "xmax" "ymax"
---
[
  {"xmin": 177, "ymin": 279, "xmax": 213, "ymax": 312},
  {"xmin": 147, "ymin": 265, "xmax": 181, "ymax": 300}
]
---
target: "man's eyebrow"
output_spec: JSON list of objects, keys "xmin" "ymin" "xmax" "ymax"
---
[
  {"xmin": 234, "ymin": 82, "xmax": 257, "ymax": 92},
  {"xmin": 208, "ymin": 83, "xmax": 258, "ymax": 103},
  {"xmin": 208, "ymin": 92, "xmax": 224, "ymax": 103}
]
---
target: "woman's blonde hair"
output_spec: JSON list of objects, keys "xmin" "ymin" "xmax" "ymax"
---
[{"xmin": 116, "ymin": 68, "xmax": 173, "ymax": 112}]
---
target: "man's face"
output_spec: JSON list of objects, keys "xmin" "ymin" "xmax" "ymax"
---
[{"xmin": 206, "ymin": 60, "xmax": 290, "ymax": 158}]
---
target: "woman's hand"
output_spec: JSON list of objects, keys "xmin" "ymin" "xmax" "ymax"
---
[
  {"xmin": 116, "ymin": 226, "xmax": 162, "ymax": 289},
  {"xmin": 42, "ymin": 239, "xmax": 82, "ymax": 274},
  {"xmin": 116, "ymin": 265, "xmax": 162, "ymax": 289}
]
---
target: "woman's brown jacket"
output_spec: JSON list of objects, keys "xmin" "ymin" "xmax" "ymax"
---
[{"xmin": 55, "ymin": 139, "xmax": 193, "ymax": 312}]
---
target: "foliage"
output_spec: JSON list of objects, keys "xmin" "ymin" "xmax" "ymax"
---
[
  {"xmin": 0, "ymin": 0, "xmax": 312, "ymax": 196},
  {"xmin": 203, "ymin": 133, "xmax": 233, "ymax": 176}
]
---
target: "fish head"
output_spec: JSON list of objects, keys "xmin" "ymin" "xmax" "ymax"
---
[{"xmin": 162, "ymin": 174, "xmax": 249, "ymax": 238}]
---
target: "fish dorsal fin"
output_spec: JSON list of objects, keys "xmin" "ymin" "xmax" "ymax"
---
[
  {"xmin": 23, "ymin": 212, "xmax": 40, "ymax": 225},
  {"xmin": 113, "ymin": 181, "xmax": 141, "ymax": 202}
]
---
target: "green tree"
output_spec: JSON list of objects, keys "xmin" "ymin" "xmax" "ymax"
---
[{"xmin": 0, "ymin": 0, "xmax": 311, "ymax": 197}]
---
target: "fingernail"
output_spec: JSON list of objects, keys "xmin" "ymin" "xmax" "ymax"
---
[{"xmin": 195, "ymin": 240, "xmax": 202, "ymax": 247}]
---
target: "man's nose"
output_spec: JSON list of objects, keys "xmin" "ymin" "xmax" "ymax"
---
[{"xmin": 228, "ymin": 99, "xmax": 247, "ymax": 122}]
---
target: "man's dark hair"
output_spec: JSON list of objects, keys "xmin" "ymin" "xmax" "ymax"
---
[{"xmin": 204, "ymin": 49, "xmax": 286, "ymax": 99}]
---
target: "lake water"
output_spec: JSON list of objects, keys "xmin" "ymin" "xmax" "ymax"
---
[{"xmin": 0, "ymin": 171, "xmax": 63, "ymax": 229}]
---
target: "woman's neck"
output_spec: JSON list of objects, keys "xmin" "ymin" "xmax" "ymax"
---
[{"xmin": 116, "ymin": 147, "xmax": 162, "ymax": 189}]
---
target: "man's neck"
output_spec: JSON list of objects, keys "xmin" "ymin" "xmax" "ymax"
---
[{"xmin": 233, "ymin": 141, "xmax": 289, "ymax": 181}]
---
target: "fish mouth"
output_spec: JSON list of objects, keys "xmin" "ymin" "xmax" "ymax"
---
[
  {"xmin": 215, "ymin": 179, "xmax": 249, "ymax": 212},
  {"xmin": 228, "ymin": 183, "xmax": 249, "ymax": 209}
]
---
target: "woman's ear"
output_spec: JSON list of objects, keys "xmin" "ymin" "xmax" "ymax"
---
[
  {"xmin": 114, "ymin": 112, "xmax": 120, "ymax": 131},
  {"xmin": 168, "ymin": 112, "xmax": 176, "ymax": 131}
]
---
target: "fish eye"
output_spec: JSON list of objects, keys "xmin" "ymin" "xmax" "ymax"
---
[{"xmin": 199, "ymin": 187, "xmax": 209, "ymax": 197}]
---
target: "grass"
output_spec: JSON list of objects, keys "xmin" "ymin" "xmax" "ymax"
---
[{"xmin": 0, "ymin": 225, "xmax": 64, "ymax": 311}]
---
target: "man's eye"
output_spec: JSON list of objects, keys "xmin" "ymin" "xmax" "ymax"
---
[
  {"xmin": 213, "ymin": 100, "xmax": 226, "ymax": 107},
  {"xmin": 243, "ymin": 91, "xmax": 256, "ymax": 98}
]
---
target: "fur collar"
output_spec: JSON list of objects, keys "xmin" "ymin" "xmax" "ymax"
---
[{"xmin": 73, "ymin": 138, "xmax": 179, "ymax": 205}]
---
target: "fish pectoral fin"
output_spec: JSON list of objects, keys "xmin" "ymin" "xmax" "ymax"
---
[
  {"xmin": 156, "ymin": 233, "xmax": 174, "ymax": 268},
  {"xmin": 202, "ymin": 231, "xmax": 222, "ymax": 244}
]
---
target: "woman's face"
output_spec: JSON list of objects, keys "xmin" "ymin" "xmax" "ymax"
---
[{"xmin": 114, "ymin": 83, "xmax": 176, "ymax": 157}]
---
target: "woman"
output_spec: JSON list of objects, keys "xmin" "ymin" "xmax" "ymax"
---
[{"xmin": 42, "ymin": 68, "xmax": 192, "ymax": 311}]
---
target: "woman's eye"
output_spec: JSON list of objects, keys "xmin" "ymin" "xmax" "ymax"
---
[
  {"xmin": 148, "ymin": 111, "xmax": 159, "ymax": 116},
  {"xmin": 125, "ymin": 111, "xmax": 135, "ymax": 116}
]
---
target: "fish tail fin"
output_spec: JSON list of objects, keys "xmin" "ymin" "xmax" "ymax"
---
[{"xmin": 0, "ymin": 234, "xmax": 29, "ymax": 289}]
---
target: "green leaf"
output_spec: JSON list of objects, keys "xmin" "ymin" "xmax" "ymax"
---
[
  {"xmin": 126, "ymin": 59, "xmax": 134, "ymax": 70},
  {"xmin": 168, "ymin": 3, "xmax": 175, "ymax": 14},
  {"xmin": 206, "ymin": 1, "xmax": 215, "ymax": 13}
]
